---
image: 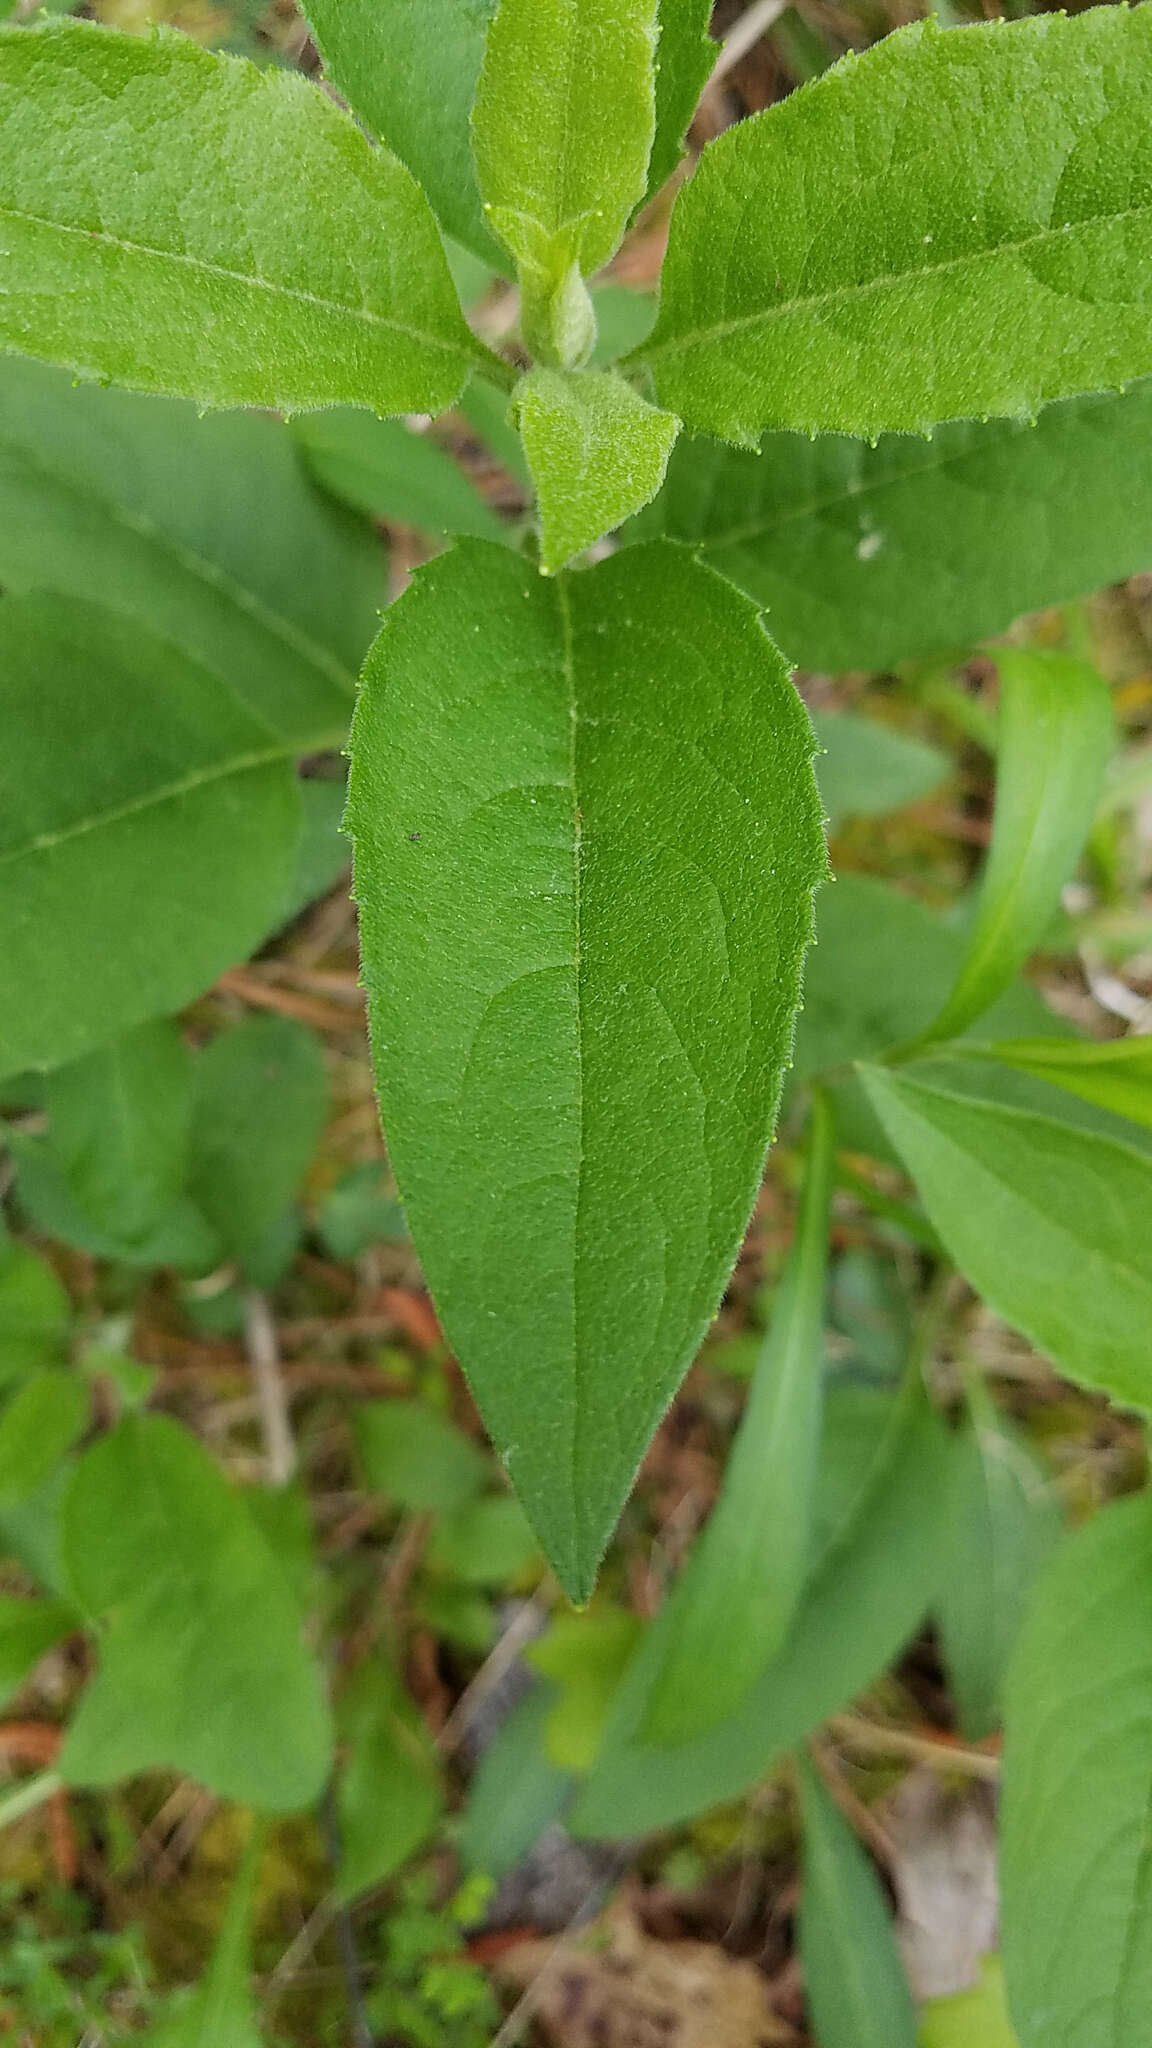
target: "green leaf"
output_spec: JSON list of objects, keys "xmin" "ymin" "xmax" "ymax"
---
[
  {"xmin": 424, "ymin": 1493, "xmax": 540, "ymax": 1585},
  {"xmin": 59, "ymin": 1414, "xmax": 332, "ymax": 1809},
  {"xmin": 472, "ymin": 0, "xmax": 658, "ymax": 362},
  {"xmin": 587, "ymin": 284, "xmax": 658, "ymax": 368},
  {"xmin": 293, "ymin": 408, "xmax": 504, "ymax": 544},
  {"xmin": 797, "ymin": 1753, "xmax": 918, "ymax": 2048},
  {"xmin": 34, "ymin": 1023, "xmax": 192, "ymax": 1248},
  {"xmin": 912, "ymin": 651, "xmax": 1114, "ymax": 1048},
  {"xmin": 0, "ymin": 356, "xmax": 382, "ymax": 747},
  {"xmin": 187, "ymin": 1017, "xmax": 327, "ymax": 1270},
  {"xmin": 273, "ymin": 777, "xmax": 351, "ymax": 932},
  {"xmin": 335, "ymin": 1657, "xmax": 444, "ymax": 1903},
  {"xmin": 571, "ymin": 1383, "xmax": 953, "ymax": 1839},
  {"xmin": 629, "ymin": 383, "xmax": 1152, "ymax": 672},
  {"xmin": 0, "ymin": 595, "xmax": 301, "ymax": 1079},
  {"xmin": 529, "ymin": 1607, "xmax": 644, "ymax": 1771},
  {"xmin": 0, "ymin": 1595, "xmax": 75, "ymax": 1712},
  {"xmin": 318, "ymin": 1163, "xmax": 409, "ymax": 1263},
  {"xmin": 0, "ymin": 19, "xmax": 484, "ymax": 414},
  {"xmin": 458, "ymin": 1686, "xmax": 574, "ymax": 1877},
  {"xmin": 514, "ymin": 368, "xmax": 679, "ymax": 570},
  {"xmin": 861, "ymin": 1071, "xmax": 1152, "ymax": 1414},
  {"xmin": 814, "ymin": 713, "xmax": 950, "ymax": 827},
  {"xmin": 641, "ymin": 1090, "xmax": 836, "ymax": 1746},
  {"xmin": 920, "ymin": 1959, "xmax": 1019, "ymax": 2048},
  {"xmin": 9, "ymin": 1132, "xmax": 220, "ymax": 1275},
  {"xmin": 0, "ymin": 1240, "xmax": 70, "ymax": 1384},
  {"xmin": 638, "ymin": 10, "xmax": 1152, "ymax": 443},
  {"xmin": 935, "ymin": 1390, "xmax": 1063, "ymax": 1741},
  {"xmin": 347, "ymin": 539, "xmax": 825, "ymax": 1598},
  {"xmin": 302, "ymin": 0, "xmax": 505, "ymax": 270},
  {"xmin": 961, "ymin": 1035, "xmax": 1152, "ymax": 1134},
  {"xmin": 356, "ymin": 1399, "xmax": 489, "ymax": 1515},
  {"xmin": 644, "ymin": 0, "xmax": 715, "ymax": 201},
  {"xmin": 0, "ymin": 1371, "xmax": 89, "ymax": 1507},
  {"xmin": 143, "ymin": 1822, "xmax": 266, "ymax": 2048},
  {"xmin": 1001, "ymin": 1491, "xmax": 1152, "ymax": 2048}
]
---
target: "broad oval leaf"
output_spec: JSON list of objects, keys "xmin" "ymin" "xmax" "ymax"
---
[
  {"xmin": 916, "ymin": 650, "xmax": 1114, "ymax": 1048},
  {"xmin": 641, "ymin": 1088, "xmax": 836, "ymax": 1745},
  {"xmin": 861, "ymin": 1070, "xmax": 1152, "ymax": 1414},
  {"xmin": 1001, "ymin": 1493, "xmax": 1152, "ymax": 2048},
  {"xmin": 0, "ymin": 19, "xmax": 485, "ymax": 414},
  {"xmin": 628, "ymin": 382, "xmax": 1152, "ymax": 672},
  {"xmin": 571, "ymin": 1383, "xmax": 954, "ymax": 1839},
  {"xmin": 514, "ymin": 367, "xmax": 679, "ymax": 571},
  {"xmin": 347, "ymin": 538, "xmax": 825, "ymax": 1597},
  {"xmin": 301, "ymin": 0, "xmax": 507, "ymax": 270},
  {"xmin": 797, "ymin": 1753, "xmax": 918, "ymax": 2048},
  {"xmin": 35, "ymin": 1021, "xmax": 193, "ymax": 1250},
  {"xmin": 59, "ymin": 1414, "xmax": 332, "ymax": 1810},
  {"xmin": 472, "ymin": 0, "xmax": 658, "ymax": 358},
  {"xmin": 186, "ymin": 1016, "xmax": 328, "ymax": 1269},
  {"xmin": 0, "ymin": 356, "xmax": 383, "ymax": 746},
  {"xmin": 0, "ymin": 595, "xmax": 300, "ymax": 1079},
  {"xmin": 638, "ymin": 10, "xmax": 1152, "ymax": 442},
  {"xmin": 813, "ymin": 713, "xmax": 949, "ymax": 828}
]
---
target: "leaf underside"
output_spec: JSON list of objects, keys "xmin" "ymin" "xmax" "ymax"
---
[{"xmin": 347, "ymin": 538, "xmax": 825, "ymax": 1597}]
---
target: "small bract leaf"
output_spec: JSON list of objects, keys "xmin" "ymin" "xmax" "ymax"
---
[
  {"xmin": 629, "ymin": 383, "xmax": 1152, "ymax": 672},
  {"xmin": 0, "ymin": 19, "xmax": 484, "ymax": 414},
  {"xmin": 861, "ymin": 1071, "xmax": 1152, "ymax": 1414},
  {"xmin": 641, "ymin": 1090, "xmax": 836, "ymax": 1745},
  {"xmin": 301, "ymin": 0, "xmax": 507, "ymax": 269},
  {"xmin": 639, "ymin": 10, "xmax": 1152, "ymax": 442},
  {"xmin": 347, "ymin": 539, "xmax": 825, "ymax": 1598},
  {"xmin": 913, "ymin": 651, "xmax": 1114, "ymax": 1048},
  {"xmin": 473, "ymin": 0, "xmax": 658, "ymax": 360},
  {"xmin": 797, "ymin": 1754, "xmax": 918, "ymax": 2048},
  {"xmin": 1001, "ymin": 1493, "xmax": 1152, "ymax": 2048},
  {"xmin": 515, "ymin": 368, "xmax": 679, "ymax": 570}
]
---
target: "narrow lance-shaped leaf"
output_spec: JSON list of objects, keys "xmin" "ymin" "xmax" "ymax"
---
[
  {"xmin": 347, "ymin": 538, "xmax": 825, "ymax": 1599},
  {"xmin": 644, "ymin": 0, "xmax": 716, "ymax": 204},
  {"xmin": 860, "ymin": 1070, "xmax": 1152, "ymax": 1415},
  {"xmin": 958, "ymin": 1035, "xmax": 1152, "ymax": 1134},
  {"xmin": 628, "ymin": 381, "xmax": 1152, "ymax": 674},
  {"xmin": 514, "ymin": 368, "xmax": 680, "ymax": 571},
  {"xmin": 0, "ymin": 596, "xmax": 302, "ymax": 1080},
  {"xmin": 144, "ymin": 1822, "xmax": 266, "ymax": 2048},
  {"xmin": 300, "ymin": 0, "xmax": 507, "ymax": 270},
  {"xmin": 472, "ymin": 0, "xmax": 658, "ymax": 363},
  {"xmin": 640, "ymin": 1087, "xmax": 836, "ymax": 1746},
  {"xmin": 636, "ymin": 10, "xmax": 1152, "ymax": 443},
  {"xmin": 1001, "ymin": 1492, "xmax": 1152, "ymax": 2048},
  {"xmin": 292, "ymin": 408, "xmax": 505, "ymax": 545},
  {"xmin": 0, "ymin": 20, "xmax": 488, "ymax": 415},
  {"xmin": 909, "ymin": 650, "xmax": 1114, "ymax": 1051},
  {"xmin": 796, "ymin": 1753, "xmax": 918, "ymax": 2048},
  {"xmin": 571, "ymin": 1379, "xmax": 954, "ymax": 1840}
]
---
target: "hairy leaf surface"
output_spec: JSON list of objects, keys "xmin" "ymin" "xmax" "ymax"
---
[
  {"xmin": 862, "ymin": 1071, "xmax": 1152, "ymax": 1413},
  {"xmin": 645, "ymin": 0, "xmax": 716, "ymax": 201},
  {"xmin": 0, "ymin": 20, "xmax": 483, "ymax": 413},
  {"xmin": 629, "ymin": 383, "xmax": 1152, "ymax": 671},
  {"xmin": 348, "ymin": 538, "xmax": 825, "ymax": 1597},
  {"xmin": 0, "ymin": 358, "xmax": 382, "ymax": 745},
  {"xmin": 1002, "ymin": 1493, "xmax": 1152, "ymax": 2048},
  {"xmin": 302, "ymin": 0, "xmax": 505, "ymax": 268},
  {"xmin": 639, "ymin": 10, "xmax": 1152, "ymax": 441},
  {"xmin": 0, "ymin": 597, "xmax": 300, "ymax": 1078},
  {"xmin": 515, "ymin": 368, "xmax": 679, "ymax": 570}
]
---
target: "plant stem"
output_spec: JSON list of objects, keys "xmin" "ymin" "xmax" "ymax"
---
[{"xmin": 0, "ymin": 1769, "xmax": 63, "ymax": 1832}]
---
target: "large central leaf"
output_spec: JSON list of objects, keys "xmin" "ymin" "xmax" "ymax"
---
[{"xmin": 348, "ymin": 539, "xmax": 824, "ymax": 1596}]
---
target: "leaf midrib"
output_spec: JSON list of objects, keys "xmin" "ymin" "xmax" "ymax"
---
[
  {"xmin": 643, "ymin": 200, "xmax": 1152, "ymax": 363},
  {"xmin": 0, "ymin": 426, "xmax": 360, "ymax": 701},
  {"xmin": 0, "ymin": 736, "xmax": 307, "ymax": 872},
  {"xmin": 0, "ymin": 200, "xmax": 475, "ymax": 366},
  {"xmin": 555, "ymin": 572, "xmax": 588, "ymax": 1586}
]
